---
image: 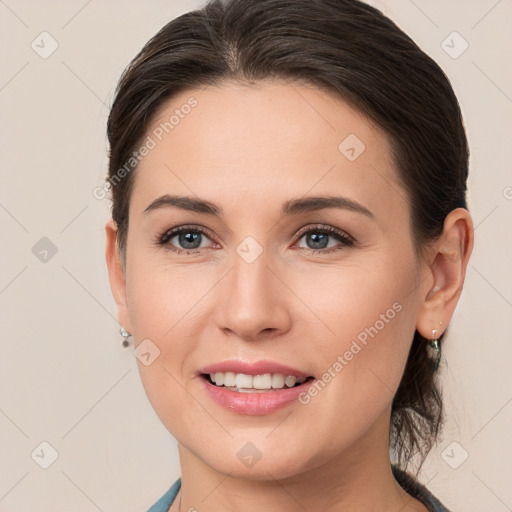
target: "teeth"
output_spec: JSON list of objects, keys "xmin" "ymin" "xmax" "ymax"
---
[
  {"xmin": 208, "ymin": 372, "xmax": 307, "ymax": 390},
  {"xmin": 272, "ymin": 374, "xmax": 285, "ymax": 389},
  {"xmin": 223, "ymin": 372, "xmax": 236, "ymax": 387},
  {"xmin": 253, "ymin": 374, "xmax": 272, "ymax": 389},
  {"xmin": 284, "ymin": 375, "xmax": 297, "ymax": 387},
  {"xmin": 235, "ymin": 373, "xmax": 253, "ymax": 388}
]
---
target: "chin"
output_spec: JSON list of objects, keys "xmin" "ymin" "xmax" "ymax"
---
[
  {"xmin": 211, "ymin": 458, "xmax": 309, "ymax": 482},
  {"xmin": 189, "ymin": 437, "xmax": 319, "ymax": 482}
]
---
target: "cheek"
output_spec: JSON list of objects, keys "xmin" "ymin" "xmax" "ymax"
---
[
  {"xmin": 123, "ymin": 252, "xmax": 203, "ymax": 411},
  {"xmin": 125, "ymin": 246, "xmax": 210, "ymax": 339},
  {"xmin": 287, "ymin": 251, "xmax": 417, "ymax": 349},
  {"xmin": 291, "ymin": 258, "xmax": 419, "ymax": 443}
]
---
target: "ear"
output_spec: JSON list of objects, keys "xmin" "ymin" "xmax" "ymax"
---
[
  {"xmin": 105, "ymin": 219, "xmax": 132, "ymax": 333},
  {"xmin": 416, "ymin": 208, "xmax": 474, "ymax": 339}
]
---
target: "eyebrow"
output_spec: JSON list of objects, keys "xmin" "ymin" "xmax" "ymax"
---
[{"xmin": 143, "ymin": 194, "xmax": 375, "ymax": 219}]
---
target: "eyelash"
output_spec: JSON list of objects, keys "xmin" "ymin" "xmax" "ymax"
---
[{"xmin": 155, "ymin": 223, "xmax": 355, "ymax": 255}]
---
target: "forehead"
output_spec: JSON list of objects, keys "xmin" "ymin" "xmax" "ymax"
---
[{"xmin": 130, "ymin": 80, "xmax": 406, "ymax": 222}]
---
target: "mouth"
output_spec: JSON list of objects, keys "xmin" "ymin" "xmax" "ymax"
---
[
  {"xmin": 197, "ymin": 360, "xmax": 316, "ymax": 414},
  {"xmin": 201, "ymin": 372, "xmax": 315, "ymax": 393}
]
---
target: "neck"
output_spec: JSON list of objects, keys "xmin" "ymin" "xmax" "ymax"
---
[{"xmin": 173, "ymin": 410, "xmax": 426, "ymax": 512}]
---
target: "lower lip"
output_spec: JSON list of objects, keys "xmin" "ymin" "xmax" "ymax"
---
[{"xmin": 200, "ymin": 376, "xmax": 315, "ymax": 415}]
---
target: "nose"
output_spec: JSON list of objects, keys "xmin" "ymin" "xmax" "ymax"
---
[{"xmin": 213, "ymin": 251, "xmax": 292, "ymax": 342}]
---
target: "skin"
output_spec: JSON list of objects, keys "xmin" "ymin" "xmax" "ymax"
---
[{"xmin": 105, "ymin": 80, "xmax": 473, "ymax": 512}]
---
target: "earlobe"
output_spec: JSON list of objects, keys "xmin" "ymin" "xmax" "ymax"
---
[
  {"xmin": 416, "ymin": 208, "xmax": 474, "ymax": 339},
  {"xmin": 105, "ymin": 219, "xmax": 132, "ymax": 332}
]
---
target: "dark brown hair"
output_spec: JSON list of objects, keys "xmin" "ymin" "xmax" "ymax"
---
[{"xmin": 106, "ymin": 0, "xmax": 469, "ymax": 469}]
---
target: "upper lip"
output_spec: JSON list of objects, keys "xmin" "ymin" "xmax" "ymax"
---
[{"xmin": 199, "ymin": 360, "xmax": 312, "ymax": 378}]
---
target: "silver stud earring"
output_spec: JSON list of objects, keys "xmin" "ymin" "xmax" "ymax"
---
[
  {"xmin": 120, "ymin": 326, "xmax": 131, "ymax": 348},
  {"xmin": 428, "ymin": 328, "xmax": 441, "ymax": 370}
]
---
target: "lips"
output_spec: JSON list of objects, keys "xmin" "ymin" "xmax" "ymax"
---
[
  {"xmin": 197, "ymin": 360, "xmax": 316, "ymax": 415},
  {"xmin": 199, "ymin": 360, "xmax": 312, "ymax": 378}
]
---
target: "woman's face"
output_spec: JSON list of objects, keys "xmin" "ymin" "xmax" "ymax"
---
[{"xmin": 116, "ymin": 80, "xmax": 428, "ymax": 478}]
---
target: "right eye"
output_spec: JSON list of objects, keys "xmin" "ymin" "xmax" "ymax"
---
[{"xmin": 156, "ymin": 225, "xmax": 217, "ymax": 254}]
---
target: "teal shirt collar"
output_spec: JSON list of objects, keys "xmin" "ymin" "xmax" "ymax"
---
[{"xmin": 147, "ymin": 470, "xmax": 451, "ymax": 512}]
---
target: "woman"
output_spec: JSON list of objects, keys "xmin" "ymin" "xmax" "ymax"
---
[{"xmin": 104, "ymin": 0, "xmax": 473, "ymax": 510}]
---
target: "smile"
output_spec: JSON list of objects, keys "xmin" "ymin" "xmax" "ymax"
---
[{"xmin": 204, "ymin": 372, "xmax": 312, "ymax": 392}]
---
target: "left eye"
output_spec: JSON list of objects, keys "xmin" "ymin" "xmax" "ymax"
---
[
  {"xmin": 171, "ymin": 230, "xmax": 209, "ymax": 250},
  {"xmin": 296, "ymin": 227, "xmax": 354, "ymax": 252}
]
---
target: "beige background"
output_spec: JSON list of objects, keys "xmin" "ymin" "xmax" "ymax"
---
[{"xmin": 0, "ymin": 0, "xmax": 511, "ymax": 510}]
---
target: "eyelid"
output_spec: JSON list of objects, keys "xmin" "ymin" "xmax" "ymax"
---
[
  {"xmin": 294, "ymin": 223, "xmax": 354, "ymax": 242},
  {"xmin": 160, "ymin": 224, "xmax": 215, "ymax": 239}
]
